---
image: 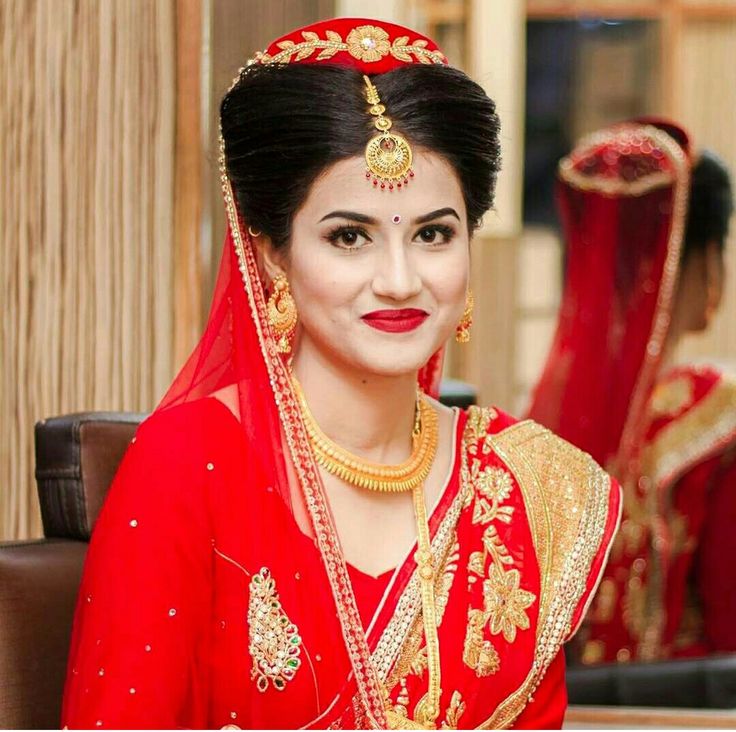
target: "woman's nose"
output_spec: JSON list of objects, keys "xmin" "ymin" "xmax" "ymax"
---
[{"xmin": 371, "ymin": 240, "xmax": 422, "ymax": 301}]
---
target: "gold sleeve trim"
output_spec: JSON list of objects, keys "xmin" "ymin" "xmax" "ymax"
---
[{"xmin": 479, "ymin": 420, "xmax": 614, "ymax": 729}]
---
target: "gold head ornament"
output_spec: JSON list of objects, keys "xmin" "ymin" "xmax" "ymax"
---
[{"xmin": 363, "ymin": 75, "xmax": 414, "ymax": 191}]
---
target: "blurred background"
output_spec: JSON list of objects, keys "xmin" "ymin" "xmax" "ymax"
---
[{"xmin": 2, "ymin": 0, "xmax": 735, "ymax": 542}]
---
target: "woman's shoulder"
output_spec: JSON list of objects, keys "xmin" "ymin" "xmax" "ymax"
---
[
  {"xmin": 463, "ymin": 403, "xmax": 617, "ymax": 507},
  {"xmin": 113, "ymin": 397, "xmax": 245, "ymax": 497},
  {"xmin": 134, "ymin": 396, "xmax": 242, "ymax": 452}
]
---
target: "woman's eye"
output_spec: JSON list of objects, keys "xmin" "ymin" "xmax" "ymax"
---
[
  {"xmin": 340, "ymin": 230, "xmax": 360, "ymax": 245},
  {"xmin": 416, "ymin": 224, "xmax": 454, "ymax": 245},
  {"xmin": 326, "ymin": 226, "xmax": 371, "ymax": 250}
]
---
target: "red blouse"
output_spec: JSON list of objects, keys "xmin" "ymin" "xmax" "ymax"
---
[{"xmin": 62, "ymin": 399, "xmax": 619, "ymax": 729}]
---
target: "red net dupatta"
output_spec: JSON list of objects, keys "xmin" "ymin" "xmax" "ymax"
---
[
  {"xmin": 528, "ymin": 121, "xmax": 692, "ymax": 484},
  {"xmin": 157, "ymin": 17, "xmax": 453, "ymax": 728}
]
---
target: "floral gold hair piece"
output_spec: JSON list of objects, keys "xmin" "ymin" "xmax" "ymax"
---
[{"xmin": 362, "ymin": 75, "xmax": 413, "ymax": 191}]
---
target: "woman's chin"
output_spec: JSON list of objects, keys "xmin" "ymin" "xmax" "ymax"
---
[{"xmin": 341, "ymin": 346, "xmax": 442, "ymax": 379}]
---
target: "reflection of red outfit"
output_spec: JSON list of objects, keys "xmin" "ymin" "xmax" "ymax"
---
[
  {"xmin": 63, "ymin": 399, "xmax": 618, "ymax": 729},
  {"xmin": 583, "ymin": 365, "xmax": 736, "ymax": 663},
  {"xmin": 527, "ymin": 120, "xmax": 736, "ymax": 664}
]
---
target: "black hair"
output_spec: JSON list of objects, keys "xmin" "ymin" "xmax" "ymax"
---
[
  {"xmin": 683, "ymin": 149, "xmax": 734, "ymax": 258},
  {"xmin": 220, "ymin": 62, "xmax": 501, "ymax": 250}
]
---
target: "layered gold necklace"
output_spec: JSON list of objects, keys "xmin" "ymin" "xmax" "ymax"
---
[
  {"xmin": 291, "ymin": 377, "xmax": 439, "ymax": 494},
  {"xmin": 291, "ymin": 376, "xmax": 443, "ymax": 728}
]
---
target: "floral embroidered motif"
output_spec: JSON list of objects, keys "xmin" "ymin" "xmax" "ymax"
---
[
  {"xmin": 470, "ymin": 463, "xmax": 514, "ymax": 527},
  {"xmin": 461, "ymin": 412, "xmax": 537, "ymax": 678},
  {"xmin": 346, "ymin": 25, "xmax": 390, "ymax": 62},
  {"xmin": 484, "ymin": 564, "xmax": 535, "ymax": 643},
  {"xmin": 253, "ymin": 26, "xmax": 446, "ymax": 67},
  {"xmin": 477, "ymin": 466, "xmax": 514, "ymax": 503},
  {"xmin": 247, "ymin": 568, "xmax": 302, "ymax": 692},
  {"xmin": 441, "ymin": 691, "xmax": 467, "ymax": 730},
  {"xmin": 462, "ymin": 608, "xmax": 500, "ymax": 677}
]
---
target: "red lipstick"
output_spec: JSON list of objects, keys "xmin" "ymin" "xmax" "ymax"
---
[{"xmin": 361, "ymin": 308, "xmax": 429, "ymax": 333}]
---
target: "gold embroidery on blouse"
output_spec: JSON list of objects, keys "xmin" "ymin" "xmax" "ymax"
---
[
  {"xmin": 461, "ymin": 415, "xmax": 535, "ymax": 679},
  {"xmin": 251, "ymin": 26, "xmax": 447, "ymax": 67},
  {"xmin": 440, "ymin": 691, "xmax": 467, "ymax": 730},
  {"xmin": 484, "ymin": 564, "xmax": 535, "ymax": 643},
  {"xmin": 248, "ymin": 568, "xmax": 302, "ymax": 692},
  {"xmin": 464, "ymin": 406, "xmax": 498, "ymax": 457},
  {"xmin": 462, "ymin": 607, "xmax": 500, "ymax": 677},
  {"xmin": 478, "ymin": 420, "xmax": 615, "ymax": 729}
]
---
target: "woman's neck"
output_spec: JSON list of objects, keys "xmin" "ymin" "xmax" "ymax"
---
[{"xmin": 291, "ymin": 342, "xmax": 419, "ymax": 464}]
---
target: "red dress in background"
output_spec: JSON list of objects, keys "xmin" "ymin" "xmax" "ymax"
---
[
  {"xmin": 583, "ymin": 365, "xmax": 736, "ymax": 663},
  {"xmin": 527, "ymin": 119, "xmax": 736, "ymax": 664}
]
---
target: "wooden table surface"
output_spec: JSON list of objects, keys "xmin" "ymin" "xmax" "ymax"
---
[{"xmin": 564, "ymin": 705, "xmax": 736, "ymax": 729}]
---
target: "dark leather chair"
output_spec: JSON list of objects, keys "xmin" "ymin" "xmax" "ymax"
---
[
  {"xmin": 566, "ymin": 655, "xmax": 736, "ymax": 709},
  {"xmin": 0, "ymin": 413, "xmax": 144, "ymax": 729}
]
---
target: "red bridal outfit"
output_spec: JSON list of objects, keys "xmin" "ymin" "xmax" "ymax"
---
[
  {"xmin": 528, "ymin": 120, "xmax": 736, "ymax": 665},
  {"xmin": 62, "ymin": 18, "xmax": 620, "ymax": 730}
]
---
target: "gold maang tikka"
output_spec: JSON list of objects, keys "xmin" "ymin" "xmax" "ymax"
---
[{"xmin": 363, "ymin": 75, "xmax": 414, "ymax": 191}]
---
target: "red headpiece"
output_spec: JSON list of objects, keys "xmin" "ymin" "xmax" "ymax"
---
[{"xmin": 250, "ymin": 18, "xmax": 447, "ymax": 73}]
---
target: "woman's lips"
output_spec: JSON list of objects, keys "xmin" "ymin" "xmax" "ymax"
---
[{"xmin": 361, "ymin": 308, "xmax": 429, "ymax": 333}]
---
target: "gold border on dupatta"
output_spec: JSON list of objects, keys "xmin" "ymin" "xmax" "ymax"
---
[
  {"xmin": 479, "ymin": 420, "xmax": 615, "ymax": 729},
  {"xmin": 642, "ymin": 375, "xmax": 736, "ymax": 491},
  {"xmin": 370, "ymin": 449, "xmax": 470, "ymax": 686},
  {"xmin": 218, "ymin": 136, "xmax": 388, "ymax": 727}
]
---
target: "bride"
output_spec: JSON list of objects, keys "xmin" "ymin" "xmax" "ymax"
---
[{"xmin": 62, "ymin": 18, "xmax": 620, "ymax": 730}]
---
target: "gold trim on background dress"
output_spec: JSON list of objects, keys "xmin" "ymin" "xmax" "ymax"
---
[{"xmin": 642, "ymin": 376, "xmax": 736, "ymax": 489}]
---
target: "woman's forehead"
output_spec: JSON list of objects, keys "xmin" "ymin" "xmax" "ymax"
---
[{"xmin": 301, "ymin": 152, "xmax": 466, "ymax": 222}]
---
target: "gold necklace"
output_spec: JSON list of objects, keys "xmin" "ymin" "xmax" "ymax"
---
[
  {"xmin": 292, "ymin": 376, "xmax": 443, "ymax": 727},
  {"xmin": 291, "ymin": 377, "xmax": 439, "ymax": 493}
]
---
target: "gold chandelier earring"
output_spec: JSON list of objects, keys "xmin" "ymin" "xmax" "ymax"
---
[
  {"xmin": 455, "ymin": 290, "xmax": 474, "ymax": 343},
  {"xmin": 267, "ymin": 274, "xmax": 298, "ymax": 354}
]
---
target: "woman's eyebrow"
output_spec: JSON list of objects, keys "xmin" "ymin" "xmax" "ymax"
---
[
  {"xmin": 319, "ymin": 210, "xmax": 376, "ymax": 224},
  {"xmin": 414, "ymin": 207, "xmax": 460, "ymax": 224},
  {"xmin": 318, "ymin": 207, "xmax": 461, "ymax": 225}
]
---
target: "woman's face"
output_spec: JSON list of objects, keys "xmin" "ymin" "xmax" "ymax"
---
[{"xmin": 272, "ymin": 150, "xmax": 470, "ymax": 379}]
